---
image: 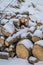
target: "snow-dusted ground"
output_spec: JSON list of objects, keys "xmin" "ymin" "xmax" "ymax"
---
[
  {"xmin": 0, "ymin": 0, "xmax": 43, "ymax": 65},
  {"xmin": 0, "ymin": 56, "xmax": 32, "ymax": 65},
  {"xmin": 0, "ymin": 0, "xmax": 43, "ymax": 22}
]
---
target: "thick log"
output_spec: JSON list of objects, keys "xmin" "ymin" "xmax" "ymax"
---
[
  {"xmin": 32, "ymin": 44, "xmax": 43, "ymax": 61},
  {"xmin": 16, "ymin": 39, "xmax": 33, "ymax": 59}
]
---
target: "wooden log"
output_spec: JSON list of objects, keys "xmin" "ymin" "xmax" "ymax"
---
[
  {"xmin": 32, "ymin": 40, "xmax": 43, "ymax": 61},
  {"xmin": 24, "ymin": 16, "xmax": 29, "ymax": 26},
  {"xmin": 21, "ymin": 17, "xmax": 25, "ymax": 24},
  {"xmin": 32, "ymin": 29, "xmax": 42, "ymax": 42},
  {"xmin": 16, "ymin": 39, "xmax": 33, "ymax": 59},
  {"xmin": 0, "ymin": 36, "xmax": 5, "ymax": 44},
  {"xmin": 5, "ymin": 28, "xmax": 29, "ymax": 46},
  {"xmin": 32, "ymin": 36, "xmax": 41, "ymax": 42},
  {"xmin": 35, "ymin": 23, "xmax": 42, "ymax": 29},
  {"xmin": 8, "ymin": 45, "xmax": 15, "ymax": 52},
  {"xmin": 1, "ymin": 22, "xmax": 16, "ymax": 37},
  {"xmin": 5, "ymin": 36, "xmax": 20, "ymax": 46},
  {"xmin": 2, "ymin": 27, "xmax": 11, "ymax": 37},
  {"xmin": 21, "ymin": 15, "xmax": 29, "ymax": 25},
  {"xmin": 32, "ymin": 44, "xmax": 43, "ymax": 61},
  {"xmin": 0, "ymin": 52, "xmax": 9, "ymax": 59}
]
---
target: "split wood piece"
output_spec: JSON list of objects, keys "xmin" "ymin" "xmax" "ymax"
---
[
  {"xmin": 32, "ymin": 30, "xmax": 42, "ymax": 42},
  {"xmin": 24, "ymin": 16, "xmax": 29, "ymax": 27},
  {"xmin": 29, "ymin": 56, "xmax": 38, "ymax": 64},
  {"xmin": 16, "ymin": 15, "xmax": 29, "ymax": 26},
  {"xmin": 21, "ymin": 15, "xmax": 29, "ymax": 26},
  {"xmin": 35, "ymin": 23, "xmax": 42, "ymax": 29},
  {"xmin": 0, "ymin": 36, "xmax": 5, "ymax": 44},
  {"xmin": 1, "ymin": 22, "xmax": 16, "ymax": 37},
  {"xmin": 5, "ymin": 28, "xmax": 29, "ymax": 46},
  {"xmin": 32, "ymin": 40, "xmax": 43, "ymax": 61},
  {"xmin": 16, "ymin": 39, "xmax": 33, "ymax": 59},
  {"xmin": 29, "ymin": 26, "xmax": 36, "ymax": 33},
  {"xmin": 0, "ymin": 52, "xmax": 9, "ymax": 59},
  {"xmin": 5, "ymin": 36, "xmax": 20, "ymax": 46},
  {"xmin": 2, "ymin": 27, "xmax": 11, "ymax": 37},
  {"xmin": 32, "ymin": 36, "xmax": 41, "ymax": 42},
  {"xmin": 8, "ymin": 45, "xmax": 15, "ymax": 52},
  {"xmin": 21, "ymin": 16, "xmax": 25, "ymax": 24}
]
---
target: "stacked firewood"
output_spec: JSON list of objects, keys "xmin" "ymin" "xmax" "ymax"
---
[
  {"xmin": 0, "ymin": 11, "xmax": 43, "ymax": 64},
  {"xmin": 0, "ymin": 13, "xmax": 29, "ymax": 59}
]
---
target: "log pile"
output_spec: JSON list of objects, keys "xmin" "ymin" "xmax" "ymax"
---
[{"xmin": 0, "ymin": 7, "xmax": 43, "ymax": 64}]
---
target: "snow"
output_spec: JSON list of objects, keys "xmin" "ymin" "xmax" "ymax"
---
[
  {"xmin": 0, "ymin": 57, "xmax": 32, "ymax": 65},
  {"xmin": 29, "ymin": 26, "xmax": 36, "ymax": 32},
  {"xmin": 1, "ymin": 19, "xmax": 9, "ymax": 24},
  {"xmin": 9, "ymin": 45, "xmax": 14, "ymax": 48},
  {"xmin": 37, "ymin": 25, "xmax": 43, "ymax": 32},
  {"xmin": 0, "ymin": 44, "xmax": 3, "ymax": 47},
  {"xmin": 17, "ymin": 39, "xmax": 33, "ymax": 49},
  {"xmin": 29, "ymin": 56, "xmax": 37, "ymax": 61},
  {"xmin": 0, "ymin": 52, "xmax": 9, "ymax": 55},
  {"xmin": 35, "ymin": 40, "xmax": 43, "ymax": 47},
  {"xmin": 3, "ymin": 22, "xmax": 15, "ymax": 34},
  {"xmin": 33, "ymin": 30, "xmax": 42, "ymax": 38},
  {"xmin": 0, "ymin": 0, "xmax": 13, "ymax": 11},
  {"xmin": 0, "ymin": 0, "xmax": 43, "ymax": 22},
  {"xmin": 0, "ymin": 0, "xmax": 43, "ymax": 65},
  {"xmin": 6, "ymin": 28, "xmax": 29, "ymax": 42},
  {"xmin": 29, "ymin": 20, "xmax": 36, "ymax": 27},
  {"xmin": 34, "ymin": 61, "xmax": 43, "ymax": 65},
  {"xmin": 21, "ymin": 32, "xmax": 30, "ymax": 38},
  {"xmin": 0, "ymin": 36, "xmax": 5, "ymax": 40},
  {"xmin": 9, "ymin": 18, "xmax": 19, "ymax": 23}
]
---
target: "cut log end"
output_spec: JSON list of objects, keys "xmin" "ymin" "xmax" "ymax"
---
[
  {"xmin": 32, "ymin": 36, "xmax": 41, "ymax": 42},
  {"xmin": 32, "ymin": 44, "xmax": 43, "ymax": 61},
  {"xmin": 16, "ymin": 44, "xmax": 29, "ymax": 59}
]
